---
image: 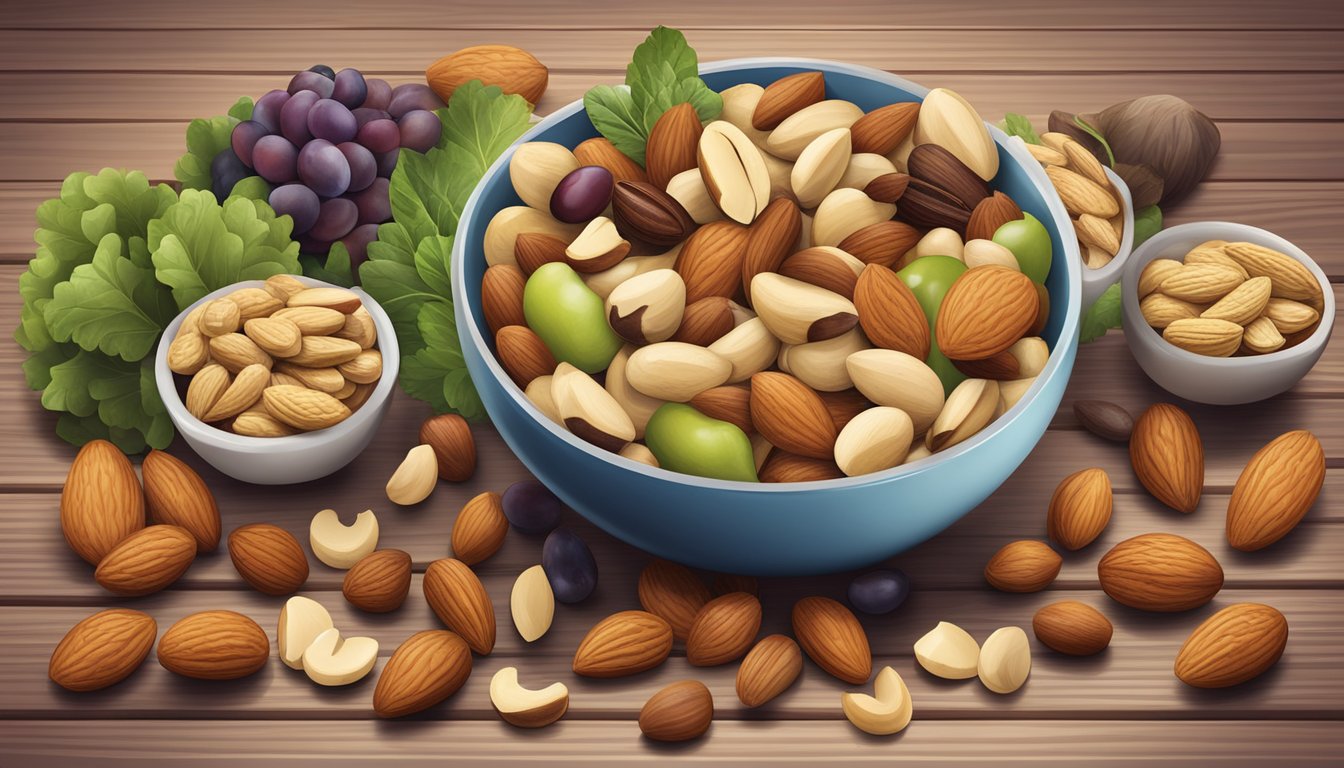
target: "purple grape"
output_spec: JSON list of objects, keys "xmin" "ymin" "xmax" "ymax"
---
[
  {"xmin": 308, "ymin": 64, "xmax": 336, "ymax": 80},
  {"xmin": 268, "ymin": 183, "xmax": 321, "ymax": 235},
  {"xmin": 252, "ymin": 89, "xmax": 290, "ymax": 133},
  {"xmin": 352, "ymin": 107, "xmax": 390, "ymax": 128},
  {"xmin": 847, "ymin": 569, "xmax": 910, "ymax": 615},
  {"xmin": 307, "ymin": 99, "xmax": 357, "ymax": 144},
  {"xmin": 337, "ymin": 142, "xmax": 377, "ymax": 193},
  {"xmin": 388, "ymin": 83, "xmax": 444, "ymax": 119},
  {"xmin": 375, "ymin": 148, "xmax": 399, "ymax": 179},
  {"xmin": 209, "ymin": 149, "xmax": 252, "ymax": 202},
  {"xmin": 230, "ymin": 120, "xmax": 270, "ymax": 168},
  {"xmin": 340, "ymin": 223, "xmax": 380, "ymax": 268},
  {"xmin": 310, "ymin": 197, "xmax": 358, "ymax": 242},
  {"xmin": 501, "ymin": 480, "xmax": 563, "ymax": 535},
  {"xmin": 356, "ymin": 118, "xmax": 400, "ymax": 154},
  {"xmin": 297, "ymin": 233, "xmax": 333, "ymax": 255},
  {"xmin": 362, "ymin": 78, "xmax": 393, "ymax": 111},
  {"xmin": 297, "ymin": 139, "xmax": 351, "ymax": 198},
  {"xmin": 398, "ymin": 110, "xmax": 442, "ymax": 153},
  {"xmin": 331, "ymin": 68, "xmax": 367, "ymax": 109},
  {"xmin": 251, "ymin": 135, "xmax": 299, "ymax": 184},
  {"xmin": 280, "ymin": 89, "xmax": 320, "ymax": 146},
  {"xmin": 349, "ymin": 178, "xmax": 391, "ymax": 225},
  {"xmin": 288, "ymin": 70, "xmax": 334, "ymax": 99},
  {"xmin": 551, "ymin": 166, "xmax": 613, "ymax": 223},
  {"xmin": 542, "ymin": 528, "xmax": 598, "ymax": 604}
]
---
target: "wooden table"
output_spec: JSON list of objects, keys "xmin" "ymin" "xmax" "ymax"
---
[{"xmin": 2, "ymin": 1, "xmax": 1342, "ymax": 764}]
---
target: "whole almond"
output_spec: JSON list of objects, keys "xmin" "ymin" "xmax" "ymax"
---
[
  {"xmin": 274, "ymin": 362, "xmax": 345, "ymax": 394},
  {"xmin": 1130, "ymin": 403, "xmax": 1204, "ymax": 513},
  {"xmin": 482, "ymin": 264, "xmax": 528, "ymax": 333},
  {"xmin": 572, "ymin": 610, "xmax": 673, "ymax": 678},
  {"xmin": 863, "ymin": 172, "xmax": 911, "ymax": 204},
  {"xmin": 639, "ymin": 680, "xmax": 714, "ymax": 742},
  {"xmin": 209, "ymin": 332, "xmax": 272, "ymax": 373},
  {"xmin": 287, "ymin": 335, "xmax": 363, "ymax": 367},
  {"xmin": 1263, "ymin": 298, "xmax": 1320, "ymax": 334},
  {"xmin": 673, "ymin": 296, "xmax": 736, "ymax": 346},
  {"xmin": 853, "ymin": 263, "xmax": 931, "ymax": 359},
  {"xmin": 513, "ymin": 232, "xmax": 569, "ymax": 275},
  {"xmin": 749, "ymin": 372, "xmax": 838, "ymax": 460},
  {"xmin": 343, "ymin": 549, "xmax": 413, "ymax": 613},
  {"xmin": 965, "ymin": 191, "xmax": 1024, "ymax": 242},
  {"xmin": 227, "ymin": 287, "xmax": 284, "ymax": 321},
  {"xmin": 1163, "ymin": 318, "xmax": 1245, "ymax": 357},
  {"xmin": 200, "ymin": 298, "xmax": 241, "ymax": 337},
  {"xmin": 243, "ymin": 316, "xmax": 302, "ymax": 357},
  {"xmin": 1226, "ymin": 430, "xmax": 1324, "ymax": 551},
  {"xmin": 780, "ymin": 247, "xmax": 865, "ymax": 300},
  {"xmin": 228, "ymin": 523, "xmax": 309, "ymax": 595},
  {"xmin": 838, "ymin": 220, "xmax": 922, "ymax": 269},
  {"xmin": 426, "ymin": 44, "xmax": 547, "ymax": 104},
  {"xmin": 1099, "ymin": 533, "xmax": 1223, "ymax": 612},
  {"xmin": 94, "ymin": 525, "xmax": 196, "ymax": 597},
  {"xmin": 758, "ymin": 450, "xmax": 845, "ymax": 483},
  {"xmin": 424, "ymin": 558, "xmax": 496, "ymax": 655},
  {"xmin": 686, "ymin": 592, "xmax": 763, "ymax": 666},
  {"xmin": 1223, "ymin": 242, "xmax": 1321, "ymax": 301},
  {"xmin": 736, "ymin": 634, "xmax": 803, "ymax": 707},
  {"xmin": 753, "ymin": 71, "xmax": 826, "ymax": 131},
  {"xmin": 676, "ymin": 219, "xmax": 750, "ymax": 304},
  {"xmin": 574, "ymin": 136, "xmax": 648, "ymax": 184},
  {"xmin": 647, "ymin": 103, "xmax": 703, "ymax": 189},
  {"xmin": 138, "ymin": 450, "xmax": 219, "ymax": 553},
  {"xmin": 261, "ymin": 385, "xmax": 351, "ymax": 431},
  {"xmin": 1032, "ymin": 601, "xmax": 1113, "ymax": 656},
  {"xmin": 273, "ymin": 305, "xmax": 347, "ymax": 335},
  {"xmin": 49, "ymin": 608, "xmax": 157, "ymax": 692},
  {"xmin": 1047, "ymin": 468, "xmax": 1113, "ymax": 550},
  {"xmin": 287, "ymin": 286, "xmax": 362, "ymax": 313},
  {"xmin": 167, "ymin": 327, "xmax": 210, "ymax": 375},
  {"xmin": 984, "ymin": 540, "xmax": 1063, "ymax": 593},
  {"xmin": 451, "ymin": 491, "xmax": 508, "ymax": 565},
  {"xmin": 936, "ymin": 266, "xmax": 1039, "ymax": 360},
  {"xmin": 792, "ymin": 596, "xmax": 871, "ymax": 684},
  {"xmin": 157, "ymin": 610, "xmax": 270, "ymax": 680},
  {"xmin": 1141, "ymin": 293, "xmax": 1205, "ymax": 329},
  {"xmin": 689, "ymin": 385, "xmax": 754, "ymax": 435},
  {"xmin": 741, "ymin": 197, "xmax": 802, "ymax": 303},
  {"xmin": 202, "ymin": 362, "xmax": 270, "ymax": 422},
  {"xmin": 496, "ymin": 325, "xmax": 558, "ymax": 387},
  {"xmin": 374, "ymin": 630, "xmax": 473, "ymax": 718},
  {"xmin": 1174, "ymin": 603, "xmax": 1288, "ymax": 688},
  {"xmin": 850, "ymin": 102, "xmax": 920, "ymax": 155},
  {"xmin": 638, "ymin": 559, "xmax": 713, "ymax": 641},
  {"xmin": 60, "ymin": 439, "xmax": 145, "ymax": 565},
  {"xmin": 336, "ymin": 307, "xmax": 378, "ymax": 348},
  {"xmin": 1046, "ymin": 165, "xmax": 1119, "ymax": 218}
]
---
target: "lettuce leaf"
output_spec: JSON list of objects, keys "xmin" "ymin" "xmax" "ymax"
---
[
  {"xmin": 1080, "ymin": 283, "xmax": 1123, "ymax": 343},
  {"xmin": 174, "ymin": 96, "xmax": 253, "ymax": 191}
]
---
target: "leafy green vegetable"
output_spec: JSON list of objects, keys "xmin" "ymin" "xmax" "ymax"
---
[
  {"xmin": 583, "ymin": 26, "xmax": 722, "ymax": 166},
  {"xmin": 1073, "ymin": 115, "xmax": 1115, "ymax": 167},
  {"xmin": 174, "ymin": 97, "xmax": 253, "ymax": 192},
  {"xmin": 299, "ymin": 242, "xmax": 356, "ymax": 288},
  {"xmin": 1080, "ymin": 282, "xmax": 1123, "ymax": 343},
  {"xmin": 360, "ymin": 81, "xmax": 533, "ymax": 420},
  {"xmin": 1133, "ymin": 205, "xmax": 1162, "ymax": 248},
  {"xmin": 1001, "ymin": 113, "xmax": 1042, "ymax": 145},
  {"xmin": 16, "ymin": 168, "xmax": 300, "ymax": 453}
]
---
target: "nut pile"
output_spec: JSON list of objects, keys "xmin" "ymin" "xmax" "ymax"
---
[
  {"xmin": 166, "ymin": 275, "xmax": 381, "ymax": 435},
  {"xmin": 1138, "ymin": 241, "xmax": 1324, "ymax": 357},
  {"xmin": 1027, "ymin": 132, "xmax": 1126, "ymax": 269},
  {"xmin": 483, "ymin": 74, "xmax": 1057, "ymax": 482}
]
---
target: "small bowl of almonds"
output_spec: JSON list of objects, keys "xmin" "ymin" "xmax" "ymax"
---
[
  {"xmin": 1121, "ymin": 221, "xmax": 1333, "ymax": 404},
  {"xmin": 153, "ymin": 274, "xmax": 399, "ymax": 484}
]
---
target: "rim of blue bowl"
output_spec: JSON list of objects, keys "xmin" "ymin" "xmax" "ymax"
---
[{"xmin": 452, "ymin": 56, "xmax": 1083, "ymax": 492}]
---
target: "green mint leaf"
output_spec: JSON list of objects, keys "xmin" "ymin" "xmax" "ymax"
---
[
  {"xmin": 1073, "ymin": 116, "xmax": 1115, "ymax": 167},
  {"xmin": 44, "ymin": 233, "xmax": 173, "ymax": 361},
  {"xmin": 583, "ymin": 85, "xmax": 647, "ymax": 165},
  {"xmin": 1001, "ymin": 113, "xmax": 1042, "ymax": 145},
  {"xmin": 1133, "ymin": 205, "xmax": 1163, "ymax": 248},
  {"xmin": 1080, "ymin": 283, "xmax": 1123, "ymax": 343}
]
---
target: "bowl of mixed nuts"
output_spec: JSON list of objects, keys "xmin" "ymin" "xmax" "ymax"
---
[
  {"xmin": 1121, "ymin": 221, "xmax": 1333, "ymax": 404},
  {"xmin": 154, "ymin": 274, "xmax": 399, "ymax": 484},
  {"xmin": 452, "ymin": 58, "xmax": 1084, "ymax": 574}
]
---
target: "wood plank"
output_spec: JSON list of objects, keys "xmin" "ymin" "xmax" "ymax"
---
[
  {"xmin": 2, "ymin": 30, "xmax": 1341, "ymax": 74},
  {"xmin": 8, "ymin": 0, "xmax": 1344, "ymax": 30},
  {"xmin": 3, "ymin": 720, "xmax": 1340, "ymax": 767},
  {"xmin": 0, "ymin": 590, "xmax": 1338, "ymax": 719},
  {"xmin": 6, "ymin": 72, "xmax": 1342, "ymax": 122}
]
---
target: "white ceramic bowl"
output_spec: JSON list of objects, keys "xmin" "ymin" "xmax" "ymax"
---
[
  {"xmin": 152, "ymin": 276, "xmax": 400, "ymax": 484},
  {"xmin": 1121, "ymin": 222, "xmax": 1333, "ymax": 405}
]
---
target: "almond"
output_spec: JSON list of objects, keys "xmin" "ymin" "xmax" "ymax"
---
[
  {"xmin": 936, "ymin": 265, "xmax": 1039, "ymax": 360},
  {"xmin": 1174, "ymin": 603, "xmax": 1288, "ymax": 688},
  {"xmin": 741, "ymin": 197, "xmax": 802, "ymax": 303},
  {"xmin": 1223, "ymin": 242, "xmax": 1321, "ymax": 301},
  {"xmin": 965, "ymin": 191, "xmax": 1024, "ymax": 242},
  {"xmin": 837, "ymin": 220, "xmax": 922, "ymax": 269},
  {"xmin": 850, "ymin": 102, "xmax": 920, "ymax": 156},
  {"xmin": 833, "ymin": 406, "xmax": 913, "ymax": 477},
  {"xmin": 1160, "ymin": 264, "xmax": 1244, "ymax": 304},
  {"xmin": 688, "ymin": 385, "xmax": 754, "ymax": 435},
  {"xmin": 639, "ymin": 680, "xmax": 713, "ymax": 742},
  {"xmin": 495, "ymin": 325, "xmax": 557, "ymax": 387},
  {"xmin": 1076, "ymin": 213, "xmax": 1120, "ymax": 256},
  {"xmin": 139, "ymin": 449, "xmax": 219, "ymax": 553},
  {"xmin": 229, "ymin": 287, "xmax": 286, "ymax": 321},
  {"xmin": 984, "ymin": 540, "xmax": 1062, "ymax": 593},
  {"xmin": 49, "ymin": 608, "xmax": 157, "ymax": 692},
  {"xmin": 749, "ymin": 372, "xmax": 838, "ymax": 460},
  {"xmin": 288, "ymin": 335, "xmax": 364, "ymax": 368},
  {"xmin": 200, "ymin": 297, "xmax": 242, "ymax": 337},
  {"xmin": 676, "ymin": 220, "xmax": 750, "ymax": 304},
  {"xmin": 167, "ymin": 327, "xmax": 209, "ymax": 374},
  {"xmin": 736, "ymin": 634, "xmax": 803, "ymax": 707},
  {"xmin": 373, "ymin": 630, "xmax": 473, "ymax": 718},
  {"xmin": 792, "ymin": 596, "xmax": 871, "ymax": 684},
  {"xmin": 623, "ymin": 343, "xmax": 730, "ymax": 404},
  {"xmin": 853, "ymin": 263, "xmax": 931, "ymax": 359},
  {"xmin": 451, "ymin": 491, "xmax": 508, "ymax": 565},
  {"xmin": 273, "ymin": 362, "xmax": 344, "ymax": 394},
  {"xmin": 1032, "ymin": 601, "xmax": 1113, "ymax": 656},
  {"xmin": 264, "ymin": 274, "xmax": 307, "ymax": 301},
  {"xmin": 243, "ymin": 316, "xmax": 302, "ymax": 357},
  {"xmin": 777, "ymin": 329, "xmax": 868, "ymax": 393},
  {"xmin": 780, "ymin": 247, "xmax": 865, "ymax": 300},
  {"xmin": 572, "ymin": 610, "xmax": 673, "ymax": 678},
  {"xmin": 201, "ymin": 362, "xmax": 269, "ymax": 422},
  {"xmin": 513, "ymin": 232, "xmax": 569, "ymax": 275},
  {"xmin": 228, "ymin": 523, "xmax": 309, "ymax": 595},
  {"xmin": 673, "ymin": 296, "xmax": 736, "ymax": 346},
  {"xmin": 863, "ymin": 172, "xmax": 911, "ymax": 204},
  {"xmin": 819, "ymin": 388, "xmax": 872, "ymax": 432},
  {"xmin": 686, "ymin": 592, "xmax": 762, "ymax": 666},
  {"xmin": 1141, "ymin": 293, "xmax": 1205, "ymax": 329},
  {"xmin": 287, "ymin": 286, "xmax": 362, "ymax": 314},
  {"xmin": 273, "ymin": 305, "xmax": 347, "ymax": 335},
  {"xmin": 573, "ymin": 136, "xmax": 648, "ymax": 184},
  {"xmin": 208, "ymin": 332, "xmax": 273, "ymax": 373},
  {"xmin": 261, "ymin": 385, "xmax": 351, "ymax": 430},
  {"xmin": 1263, "ymin": 298, "xmax": 1320, "ymax": 334},
  {"xmin": 482, "ymin": 264, "xmax": 528, "ymax": 333},
  {"xmin": 426, "ymin": 44, "xmax": 547, "ymax": 104},
  {"xmin": 638, "ymin": 560, "xmax": 713, "ymax": 642},
  {"xmin": 647, "ymin": 103, "xmax": 704, "ymax": 189},
  {"xmin": 1099, "ymin": 533, "xmax": 1223, "ymax": 612},
  {"xmin": 1047, "ymin": 468, "xmax": 1113, "ymax": 550},
  {"xmin": 157, "ymin": 610, "xmax": 269, "ymax": 680},
  {"xmin": 1046, "ymin": 165, "xmax": 1119, "ymax": 218},
  {"xmin": 1163, "ymin": 317, "xmax": 1243, "ymax": 357},
  {"xmin": 93, "ymin": 525, "xmax": 195, "ymax": 597},
  {"xmin": 343, "ymin": 549, "xmax": 412, "ymax": 613},
  {"xmin": 1226, "ymin": 430, "xmax": 1324, "ymax": 551},
  {"xmin": 758, "ymin": 450, "xmax": 844, "ymax": 482},
  {"xmin": 753, "ymin": 72, "xmax": 826, "ymax": 131},
  {"xmin": 423, "ymin": 558, "xmax": 495, "ymax": 655},
  {"xmin": 60, "ymin": 438, "xmax": 145, "ymax": 565},
  {"xmin": 1130, "ymin": 403, "xmax": 1204, "ymax": 513}
]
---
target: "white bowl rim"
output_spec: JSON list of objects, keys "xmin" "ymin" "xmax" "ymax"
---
[
  {"xmin": 453, "ymin": 56, "xmax": 1084, "ymax": 492},
  {"xmin": 1121, "ymin": 220, "xmax": 1334, "ymax": 368},
  {"xmin": 152, "ymin": 275, "xmax": 400, "ymax": 451}
]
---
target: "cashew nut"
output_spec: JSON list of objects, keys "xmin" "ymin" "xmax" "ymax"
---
[
  {"xmin": 841, "ymin": 666, "xmax": 913, "ymax": 735},
  {"xmin": 309, "ymin": 508, "xmax": 378, "ymax": 569},
  {"xmin": 489, "ymin": 666, "xmax": 569, "ymax": 728},
  {"xmin": 278, "ymin": 595, "xmax": 333, "ymax": 670},
  {"xmin": 385, "ymin": 444, "xmax": 438, "ymax": 506},
  {"xmin": 301, "ymin": 627, "xmax": 379, "ymax": 687},
  {"xmin": 913, "ymin": 620, "xmax": 980, "ymax": 680},
  {"xmin": 510, "ymin": 565, "xmax": 555, "ymax": 643}
]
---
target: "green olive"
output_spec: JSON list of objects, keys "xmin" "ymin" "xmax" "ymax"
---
[
  {"xmin": 897, "ymin": 255, "xmax": 969, "ymax": 395},
  {"xmin": 522, "ymin": 262, "xmax": 622, "ymax": 373},
  {"xmin": 992, "ymin": 212, "xmax": 1053, "ymax": 285},
  {"xmin": 644, "ymin": 403, "xmax": 759, "ymax": 482}
]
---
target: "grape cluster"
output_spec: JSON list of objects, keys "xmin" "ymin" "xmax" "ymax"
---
[{"xmin": 223, "ymin": 65, "xmax": 445, "ymax": 265}]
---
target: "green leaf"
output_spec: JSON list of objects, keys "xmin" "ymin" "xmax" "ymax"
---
[
  {"xmin": 300, "ymin": 242, "xmax": 356, "ymax": 287},
  {"xmin": 227, "ymin": 175, "xmax": 272, "ymax": 202},
  {"xmin": 1080, "ymin": 283, "xmax": 1123, "ymax": 343},
  {"xmin": 1074, "ymin": 116, "xmax": 1115, "ymax": 167},
  {"xmin": 228, "ymin": 96, "xmax": 255, "ymax": 122},
  {"xmin": 584, "ymin": 85, "xmax": 647, "ymax": 166},
  {"xmin": 1133, "ymin": 205, "xmax": 1163, "ymax": 248},
  {"xmin": 435, "ymin": 80, "xmax": 533, "ymax": 175},
  {"xmin": 44, "ymin": 233, "xmax": 173, "ymax": 361},
  {"xmin": 414, "ymin": 235, "xmax": 455, "ymax": 297},
  {"xmin": 1001, "ymin": 113, "xmax": 1041, "ymax": 145},
  {"xmin": 628, "ymin": 26, "xmax": 701, "ymax": 87},
  {"xmin": 358, "ymin": 257, "xmax": 434, "ymax": 354},
  {"xmin": 174, "ymin": 96, "xmax": 253, "ymax": 192}
]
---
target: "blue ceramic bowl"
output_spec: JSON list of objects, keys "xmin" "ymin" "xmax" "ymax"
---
[{"xmin": 452, "ymin": 58, "xmax": 1082, "ymax": 575}]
